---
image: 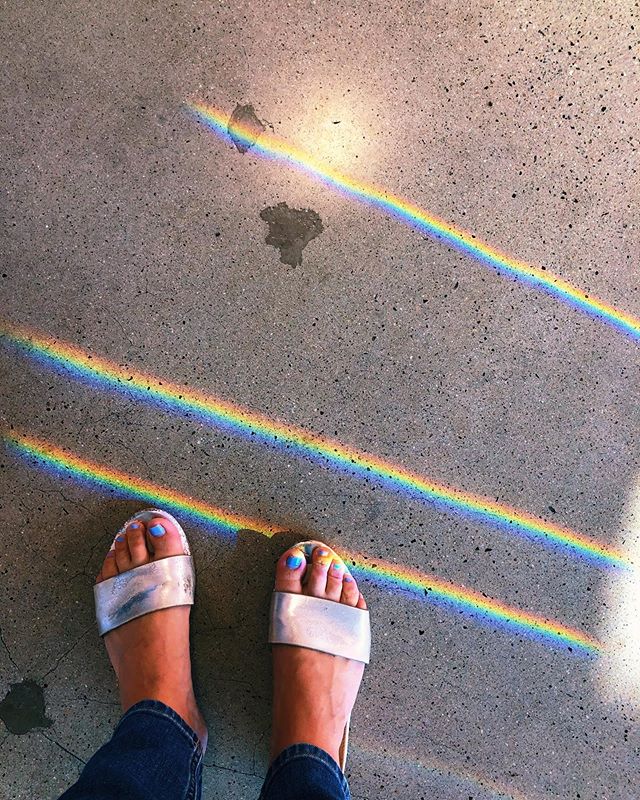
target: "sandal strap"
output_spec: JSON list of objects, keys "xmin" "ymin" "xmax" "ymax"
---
[
  {"xmin": 269, "ymin": 591, "xmax": 371, "ymax": 664},
  {"xmin": 94, "ymin": 554, "xmax": 195, "ymax": 636}
]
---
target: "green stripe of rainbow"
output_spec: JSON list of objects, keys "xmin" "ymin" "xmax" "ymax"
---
[
  {"xmin": 187, "ymin": 100, "xmax": 640, "ymax": 343},
  {"xmin": 0, "ymin": 319, "xmax": 629, "ymax": 569},
  {"xmin": 4, "ymin": 430, "xmax": 601, "ymax": 655}
]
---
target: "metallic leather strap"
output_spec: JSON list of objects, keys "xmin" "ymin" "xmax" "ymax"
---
[
  {"xmin": 94, "ymin": 555, "xmax": 195, "ymax": 636},
  {"xmin": 269, "ymin": 591, "xmax": 371, "ymax": 664}
]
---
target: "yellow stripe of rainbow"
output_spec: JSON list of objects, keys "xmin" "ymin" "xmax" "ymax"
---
[
  {"xmin": 4, "ymin": 430, "xmax": 601, "ymax": 655},
  {"xmin": 0, "ymin": 319, "xmax": 629, "ymax": 569},
  {"xmin": 187, "ymin": 100, "xmax": 640, "ymax": 343}
]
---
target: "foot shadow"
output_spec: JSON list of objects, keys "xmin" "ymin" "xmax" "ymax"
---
[{"xmin": 190, "ymin": 527, "xmax": 313, "ymax": 776}]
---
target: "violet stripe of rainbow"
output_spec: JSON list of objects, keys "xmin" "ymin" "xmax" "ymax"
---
[
  {"xmin": 344, "ymin": 553, "xmax": 600, "ymax": 655},
  {"xmin": 187, "ymin": 100, "xmax": 640, "ymax": 344},
  {"xmin": 5, "ymin": 430, "xmax": 277, "ymax": 536},
  {"xmin": 4, "ymin": 430, "xmax": 600, "ymax": 655},
  {"xmin": 0, "ymin": 319, "xmax": 629, "ymax": 570}
]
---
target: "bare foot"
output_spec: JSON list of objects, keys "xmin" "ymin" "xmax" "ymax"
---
[
  {"xmin": 95, "ymin": 515, "xmax": 208, "ymax": 751},
  {"xmin": 270, "ymin": 543, "xmax": 367, "ymax": 765}
]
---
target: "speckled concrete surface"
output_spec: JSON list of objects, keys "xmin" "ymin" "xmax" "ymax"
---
[{"xmin": 1, "ymin": 2, "xmax": 639, "ymax": 798}]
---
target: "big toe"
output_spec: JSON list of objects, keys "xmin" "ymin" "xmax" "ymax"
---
[
  {"xmin": 274, "ymin": 545, "xmax": 307, "ymax": 593},
  {"xmin": 144, "ymin": 515, "xmax": 187, "ymax": 559}
]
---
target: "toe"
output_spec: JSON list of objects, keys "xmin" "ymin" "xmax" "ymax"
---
[
  {"xmin": 145, "ymin": 516, "xmax": 186, "ymax": 560},
  {"xmin": 325, "ymin": 558, "xmax": 345, "ymax": 602},
  {"xmin": 305, "ymin": 544, "xmax": 334, "ymax": 598},
  {"xmin": 126, "ymin": 521, "xmax": 150, "ymax": 567},
  {"xmin": 98, "ymin": 550, "xmax": 118, "ymax": 582},
  {"xmin": 114, "ymin": 531, "xmax": 131, "ymax": 572},
  {"xmin": 357, "ymin": 592, "xmax": 367, "ymax": 610},
  {"xmin": 340, "ymin": 571, "xmax": 360, "ymax": 607},
  {"xmin": 274, "ymin": 546, "xmax": 307, "ymax": 593}
]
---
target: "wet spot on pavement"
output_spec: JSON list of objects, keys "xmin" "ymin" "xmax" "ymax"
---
[
  {"xmin": 228, "ymin": 103, "xmax": 266, "ymax": 153},
  {"xmin": 0, "ymin": 680, "xmax": 53, "ymax": 735},
  {"xmin": 259, "ymin": 202, "xmax": 323, "ymax": 267}
]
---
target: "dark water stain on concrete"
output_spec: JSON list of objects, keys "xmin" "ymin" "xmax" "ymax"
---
[
  {"xmin": 0, "ymin": 680, "xmax": 53, "ymax": 734},
  {"xmin": 228, "ymin": 103, "xmax": 266, "ymax": 153},
  {"xmin": 259, "ymin": 202, "xmax": 324, "ymax": 267}
]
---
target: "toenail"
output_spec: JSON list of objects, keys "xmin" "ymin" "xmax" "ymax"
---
[
  {"xmin": 286, "ymin": 555, "xmax": 302, "ymax": 569},
  {"xmin": 130, "ymin": 522, "xmax": 141, "ymax": 529},
  {"xmin": 332, "ymin": 562, "xmax": 342, "ymax": 571},
  {"xmin": 318, "ymin": 549, "xmax": 329, "ymax": 557},
  {"xmin": 149, "ymin": 524, "xmax": 165, "ymax": 537},
  {"xmin": 344, "ymin": 574, "xmax": 354, "ymax": 582},
  {"xmin": 115, "ymin": 535, "xmax": 125, "ymax": 542},
  {"xmin": 106, "ymin": 550, "xmax": 115, "ymax": 557}
]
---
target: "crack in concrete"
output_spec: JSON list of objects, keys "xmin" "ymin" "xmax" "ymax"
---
[
  {"xmin": 54, "ymin": 693, "xmax": 119, "ymax": 707},
  {"xmin": 33, "ymin": 487, "xmax": 91, "ymax": 515},
  {"xmin": 83, "ymin": 527, "xmax": 112, "ymax": 572},
  {"xmin": 40, "ymin": 626, "xmax": 93, "ymax": 681},
  {"xmin": 0, "ymin": 626, "xmax": 19, "ymax": 674},
  {"xmin": 40, "ymin": 731, "xmax": 87, "ymax": 765},
  {"xmin": 251, "ymin": 728, "xmax": 268, "ymax": 776},
  {"xmin": 202, "ymin": 759, "xmax": 260, "ymax": 778}
]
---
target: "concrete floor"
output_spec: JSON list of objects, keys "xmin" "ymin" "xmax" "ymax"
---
[{"xmin": 1, "ymin": 1, "xmax": 639, "ymax": 798}]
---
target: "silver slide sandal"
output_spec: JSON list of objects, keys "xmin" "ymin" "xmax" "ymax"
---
[
  {"xmin": 268, "ymin": 540, "xmax": 371, "ymax": 771},
  {"xmin": 94, "ymin": 508, "xmax": 195, "ymax": 637}
]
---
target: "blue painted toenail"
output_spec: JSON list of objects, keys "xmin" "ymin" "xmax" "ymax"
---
[
  {"xmin": 286, "ymin": 555, "xmax": 302, "ymax": 569},
  {"xmin": 115, "ymin": 535, "xmax": 125, "ymax": 542},
  {"xmin": 344, "ymin": 575, "xmax": 354, "ymax": 582},
  {"xmin": 149, "ymin": 524, "xmax": 165, "ymax": 537},
  {"xmin": 130, "ymin": 522, "xmax": 141, "ymax": 529}
]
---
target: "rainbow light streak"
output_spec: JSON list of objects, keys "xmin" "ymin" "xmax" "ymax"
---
[
  {"xmin": 348, "ymin": 555, "xmax": 599, "ymax": 654},
  {"xmin": 5, "ymin": 430, "xmax": 278, "ymax": 537},
  {"xmin": 187, "ymin": 100, "xmax": 640, "ymax": 344},
  {"xmin": 352, "ymin": 743, "xmax": 537, "ymax": 800},
  {"xmin": 0, "ymin": 319, "xmax": 630, "ymax": 570},
  {"xmin": 4, "ymin": 430, "xmax": 601, "ymax": 656}
]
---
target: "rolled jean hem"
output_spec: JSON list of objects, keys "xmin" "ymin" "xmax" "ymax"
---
[
  {"xmin": 260, "ymin": 743, "xmax": 350, "ymax": 799},
  {"xmin": 57, "ymin": 698, "xmax": 204, "ymax": 800},
  {"xmin": 115, "ymin": 698, "xmax": 204, "ymax": 755}
]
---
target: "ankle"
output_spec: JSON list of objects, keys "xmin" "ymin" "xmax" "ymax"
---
[
  {"xmin": 270, "ymin": 701, "xmax": 345, "ymax": 765},
  {"xmin": 270, "ymin": 729, "xmax": 341, "ymax": 765}
]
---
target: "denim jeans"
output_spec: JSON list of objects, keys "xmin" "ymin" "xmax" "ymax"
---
[{"xmin": 58, "ymin": 699, "xmax": 350, "ymax": 800}]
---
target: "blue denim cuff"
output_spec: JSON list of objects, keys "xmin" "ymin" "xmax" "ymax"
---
[
  {"xmin": 260, "ymin": 743, "xmax": 350, "ymax": 800},
  {"xmin": 115, "ymin": 699, "xmax": 204, "ymax": 755},
  {"xmin": 59, "ymin": 698, "xmax": 204, "ymax": 800}
]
